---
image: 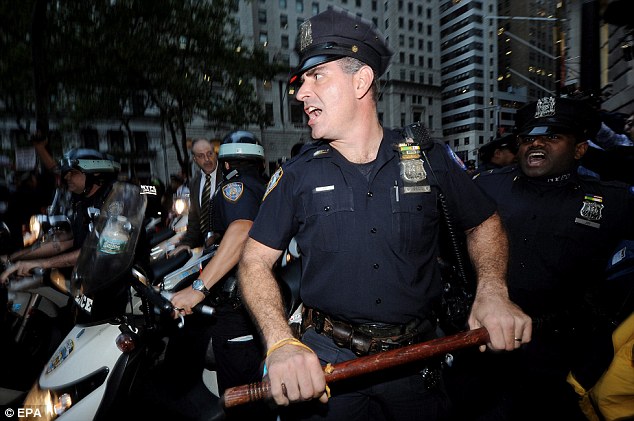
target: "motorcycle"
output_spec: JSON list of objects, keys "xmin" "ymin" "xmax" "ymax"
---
[
  {"xmin": 19, "ymin": 182, "xmax": 218, "ymax": 420},
  {"xmin": 148, "ymin": 192, "xmax": 190, "ymax": 261},
  {"xmin": 1, "ymin": 267, "xmax": 73, "ymax": 392},
  {"xmin": 0, "ymin": 203, "xmax": 75, "ymax": 394}
]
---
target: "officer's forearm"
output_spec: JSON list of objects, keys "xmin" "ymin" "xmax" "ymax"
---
[
  {"xmin": 238, "ymin": 238, "xmax": 293, "ymax": 347},
  {"xmin": 197, "ymin": 220, "xmax": 251, "ymax": 289},
  {"xmin": 465, "ymin": 212, "xmax": 509, "ymax": 296},
  {"xmin": 37, "ymin": 248, "xmax": 81, "ymax": 270},
  {"xmin": 10, "ymin": 237, "xmax": 74, "ymax": 261}
]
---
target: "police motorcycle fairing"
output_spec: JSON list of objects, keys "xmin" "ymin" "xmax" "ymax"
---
[
  {"xmin": 23, "ymin": 181, "xmax": 219, "ymax": 420},
  {"xmin": 22, "ymin": 182, "xmax": 148, "ymax": 420}
]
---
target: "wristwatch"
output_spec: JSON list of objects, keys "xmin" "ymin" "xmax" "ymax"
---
[{"xmin": 192, "ymin": 279, "xmax": 210, "ymax": 296}]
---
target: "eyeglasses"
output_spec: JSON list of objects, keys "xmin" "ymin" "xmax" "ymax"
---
[
  {"xmin": 517, "ymin": 134, "xmax": 569, "ymax": 145},
  {"xmin": 193, "ymin": 151, "xmax": 215, "ymax": 160}
]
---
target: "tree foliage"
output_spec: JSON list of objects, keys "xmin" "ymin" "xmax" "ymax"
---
[{"xmin": 0, "ymin": 0, "xmax": 285, "ymax": 174}]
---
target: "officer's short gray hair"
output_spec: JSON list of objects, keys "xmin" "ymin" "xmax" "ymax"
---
[{"xmin": 338, "ymin": 57, "xmax": 380, "ymax": 103}]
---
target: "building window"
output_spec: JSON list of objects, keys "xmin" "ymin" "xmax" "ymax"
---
[
  {"xmin": 296, "ymin": 0, "xmax": 303, "ymax": 13},
  {"xmin": 258, "ymin": 9, "xmax": 267, "ymax": 24},
  {"xmin": 280, "ymin": 0, "xmax": 287, "ymax": 7},
  {"xmin": 290, "ymin": 102, "xmax": 304, "ymax": 124},
  {"xmin": 259, "ymin": 31, "xmax": 268, "ymax": 46},
  {"xmin": 312, "ymin": 2, "xmax": 319, "ymax": 14},
  {"xmin": 280, "ymin": 14, "xmax": 288, "ymax": 29},
  {"xmin": 108, "ymin": 130, "xmax": 125, "ymax": 152},
  {"xmin": 265, "ymin": 102, "xmax": 274, "ymax": 126},
  {"xmin": 133, "ymin": 131, "xmax": 148, "ymax": 152},
  {"xmin": 81, "ymin": 128, "xmax": 99, "ymax": 150},
  {"xmin": 281, "ymin": 34, "xmax": 289, "ymax": 48}
]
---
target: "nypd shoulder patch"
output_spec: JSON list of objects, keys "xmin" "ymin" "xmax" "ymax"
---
[
  {"xmin": 222, "ymin": 182, "xmax": 244, "ymax": 202},
  {"xmin": 263, "ymin": 168, "xmax": 283, "ymax": 201}
]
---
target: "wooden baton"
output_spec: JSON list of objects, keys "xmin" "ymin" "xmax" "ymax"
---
[{"xmin": 222, "ymin": 326, "xmax": 489, "ymax": 408}]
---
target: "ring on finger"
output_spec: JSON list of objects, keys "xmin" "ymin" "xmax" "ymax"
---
[{"xmin": 281, "ymin": 382, "xmax": 288, "ymax": 397}]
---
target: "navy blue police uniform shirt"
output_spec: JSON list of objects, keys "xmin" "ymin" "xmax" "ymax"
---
[
  {"xmin": 474, "ymin": 166, "xmax": 634, "ymax": 317},
  {"xmin": 250, "ymin": 128, "xmax": 497, "ymax": 325},
  {"xmin": 212, "ymin": 168, "xmax": 267, "ymax": 234}
]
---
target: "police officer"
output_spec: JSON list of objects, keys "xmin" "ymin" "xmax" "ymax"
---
[
  {"xmin": 164, "ymin": 131, "xmax": 273, "ymax": 420},
  {"xmin": 0, "ymin": 148, "xmax": 119, "ymax": 283},
  {"xmin": 237, "ymin": 7, "xmax": 531, "ymax": 421},
  {"xmin": 473, "ymin": 133, "xmax": 517, "ymax": 175},
  {"xmin": 461, "ymin": 97, "xmax": 634, "ymax": 420}
]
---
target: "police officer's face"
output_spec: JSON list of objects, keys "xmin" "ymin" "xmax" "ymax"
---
[
  {"xmin": 64, "ymin": 169, "xmax": 86, "ymax": 194},
  {"xmin": 192, "ymin": 140, "xmax": 217, "ymax": 175},
  {"xmin": 517, "ymin": 133, "xmax": 587, "ymax": 178},
  {"xmin": 296, "ymin": 60, "xmax": 357, "ymax": 140}
]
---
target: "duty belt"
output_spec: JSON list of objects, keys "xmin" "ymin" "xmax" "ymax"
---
[{"xmin": 302, "ymin": 307, "xmax": 434, "ymax": 356}]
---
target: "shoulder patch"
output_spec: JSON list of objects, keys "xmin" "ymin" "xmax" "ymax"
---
[
  {"xmin": 222, "ymin": 182, "xmax": 244, "ymax": 202},
  {"xmin": 445, "ymin": 144, "xmax": 467, "ymax": 170},
  {"xmin": 263, "ymin": 168, "xmax": 283, "ymax": 201}
]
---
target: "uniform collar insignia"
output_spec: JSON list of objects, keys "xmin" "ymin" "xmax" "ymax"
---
[{"xmin": 313, "ymin": 148, "xmax": 330, "ymax": 156}]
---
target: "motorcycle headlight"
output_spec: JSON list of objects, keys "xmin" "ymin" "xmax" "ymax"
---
[
  {"xmin": 23, "ymin": 368, "xmax": 109, "ymax": 420},
  {"xmin": 173, "ymin": 198, "xmax": 187, "ymax": 215},
  {"xmin": 24, "ymin": 215, "xmax": 48, "ymax": 246}
]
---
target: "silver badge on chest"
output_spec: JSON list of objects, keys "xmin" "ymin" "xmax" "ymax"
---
[
  {"xmin": 395, "ymin": 142, "xmax": 430, "ymax": 194},
  {"xmin": 575, "ymin": 194, "xmax": 603, "ymax": 229}
]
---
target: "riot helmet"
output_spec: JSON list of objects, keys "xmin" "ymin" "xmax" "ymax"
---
[
  {"xmin": 59, "ymin": 148, "xmax": 120, "ymax": 195},
  {"xmin": 218, "ymin": 131, "xmax": 264, "ymax": 162}
]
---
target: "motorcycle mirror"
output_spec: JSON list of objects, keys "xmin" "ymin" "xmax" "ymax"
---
[{"xmin": 131, "ymin": 267, "xmax": 149, "ymax": 286}]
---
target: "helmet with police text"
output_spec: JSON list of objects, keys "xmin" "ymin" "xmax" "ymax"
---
[
  {"xmin": 59, "ymin": 148, "xmax": 120, "ymax": 194},
  {"xmin": 218, "ymin": 131, "xmax": 264, "ymax": 162},
  {"xmin": 59, "ymin": 148, "xmax": 120, "ymax": 176}
]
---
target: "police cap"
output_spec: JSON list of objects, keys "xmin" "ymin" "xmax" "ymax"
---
[
  {"xmin": 289, "ymin": 7, "xmax": 394, "ymax": 86},
  {"xmin": 515, "ymin": 96, "xmax": 601, "ymax": 141},
  {"xmin": 479, "ymin": 133, "xmax": 517, "ymax": 162}
]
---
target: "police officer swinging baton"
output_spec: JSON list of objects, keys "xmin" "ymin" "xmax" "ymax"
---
[{"xmin": 221, "ymin": 326, "xmax": 489, "ymax": 408}]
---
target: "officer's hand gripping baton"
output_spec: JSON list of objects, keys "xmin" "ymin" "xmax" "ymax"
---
[{"xmin": 221, "ymin": 326, "xmax": 489, "ymax": 408}]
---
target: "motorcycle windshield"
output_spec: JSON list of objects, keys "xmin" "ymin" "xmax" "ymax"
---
[{"xmin": 71, "ymin": 182, "xmax": 147, "ymax": 302}]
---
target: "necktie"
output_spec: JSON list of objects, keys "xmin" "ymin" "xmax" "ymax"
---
[{"xmin": 200, "ymin": 174, "xmax": 212, "ymax": 234}]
